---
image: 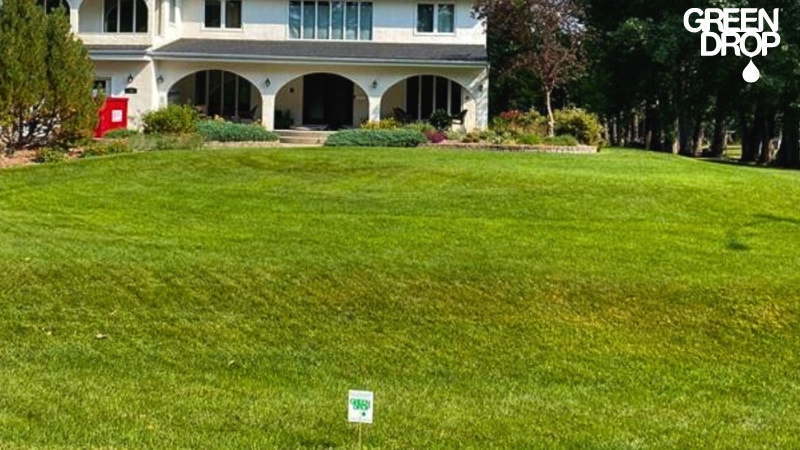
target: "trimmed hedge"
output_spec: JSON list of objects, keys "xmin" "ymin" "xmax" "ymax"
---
[
  {"xmin": 325, "ymin": 129, "xmax": 427, "ymax": 147},
  {"xmin": 196, "ymin": 121, "xmax": 279, "ymax": 142}
]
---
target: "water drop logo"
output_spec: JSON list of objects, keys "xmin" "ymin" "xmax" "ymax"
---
[
  {"xmin": 742, "ymin": 60, "xmax": 760, "ymax": 83},
  {"xmin": 684, "ymin": 8, "xmax": 781, "ymax": 83}
]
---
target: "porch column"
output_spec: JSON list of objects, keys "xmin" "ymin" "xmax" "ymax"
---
[
  {"xmin": 367, "ymin": 96, "xmax": 381, "ymax": 123},
  {"xmin": 67, "ymin": 0, "xmax": 83, "ymax": 33},
  {"xmin": 261, "ymin": 94, "xmax": 276, "ymax": 130}
]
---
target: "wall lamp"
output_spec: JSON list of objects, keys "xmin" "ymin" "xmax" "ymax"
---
[
  {"xmin": 371, "ymin": 79, "xmax": 378, "ymax": 89},
  {"xmin": 156, "ymin": 74, "xmax": 164, "ymax": 84},
  {"xmin": 127, "ymin": 74, "xmax": 134, "ymax": 83},
  {"xmin": 478, "ymin": 83, "xmax": 484, "ymax": 92},
  {"xmin": 265, "ymin": 78, "xmax": 271, "ymax": 88}
]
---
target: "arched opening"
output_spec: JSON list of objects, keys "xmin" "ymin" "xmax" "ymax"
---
[
  {"xmin": 168, "ymin": 70, "xmax": 262, "ymax": 122},
  {"xmin": 381, "ymin": 75, "xmax": 468, "ymax": 123},
  {"xmin": 37, "ymin": 0, "xmax": 69, "ymax": 14},
  {"xmin": 275, "ymin": 73, "xmax": 368, "ymax": 130}
]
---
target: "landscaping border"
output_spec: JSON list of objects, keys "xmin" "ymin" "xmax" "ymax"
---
[
  {"xmin": 434, "ymin": 142, "xmax": 599, "ymax": 154},
  {"xmin": 203, "ymin": 141, "xmax": 281, "ymax": 148}
]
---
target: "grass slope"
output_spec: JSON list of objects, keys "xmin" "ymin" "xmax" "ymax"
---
[{"xmin": 1, "ymin": 148, "xmax": 799, "ymax": 449}]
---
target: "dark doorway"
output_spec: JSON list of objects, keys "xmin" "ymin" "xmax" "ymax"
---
[{"xmin": 303, "ymin": 74, "xmax": 353, "ymax": 129}]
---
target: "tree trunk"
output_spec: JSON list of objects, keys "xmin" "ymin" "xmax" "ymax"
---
[
  {"xmin": 757, "ymin": 112, "xmax": 776, "ymax": 165},
  {"xmin": 740, "ymin": 113, "xmax": 759, "ymax": 163},
  {"xmin": 710, "ymin": 101, "xmax": 727, "ymax": 157},
  {"xmin": 776, "ymin": 106, "xmax": 800, "ymax": 168},
  {"xmin": 545, "ymin": 89, "xmax": 555, "ymax": 137},
  {"xmin": 692, "ymin": 117, "xmax": 704, "ymax": 156}
]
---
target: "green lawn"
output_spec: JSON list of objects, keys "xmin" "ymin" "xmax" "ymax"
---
[{"xmin": 1, "ymin": 147, "xmax": 799, "ymax": 449}]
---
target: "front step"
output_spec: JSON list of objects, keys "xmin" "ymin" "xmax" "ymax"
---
[{"xmin": 275, "ymin": 129, "xmax": 333, "ymax": 146}]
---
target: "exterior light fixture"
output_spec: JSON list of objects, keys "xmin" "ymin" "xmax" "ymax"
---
[
  {"xmin": 127, "ymin": 74, "xmax": 134, "ymax": 83},
  {"xmin": 371, "ymin": 79, "xmax": 378, "ymax": 89},
  {"xmin": 265, "ymin": 78, "xmax": 271, "ymax": 88},
  {"xmin": 157, "ymin": 74, "xmax": 164, "ymax": 84}
]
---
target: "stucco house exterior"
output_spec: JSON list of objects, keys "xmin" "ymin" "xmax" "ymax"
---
[{"xmin": 58, "ymin": 0, "xmax": 488, "ymax": 130}]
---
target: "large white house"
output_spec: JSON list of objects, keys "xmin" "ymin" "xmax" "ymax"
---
[{"xmin": 57, "ymin": 0, "xmax": 488, "ymax": 130}]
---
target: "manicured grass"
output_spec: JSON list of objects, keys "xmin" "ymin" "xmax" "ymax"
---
[{"xmin": 1, "ymin": 147, "xmax": 799, "ymax": 449}]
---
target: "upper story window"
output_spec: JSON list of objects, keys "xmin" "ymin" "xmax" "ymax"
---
[
  {"xmin": 37, "ymin": 0, "xmax": 69, "ymax": 14},
  {"xmin": 205, "ymin": 0, "xmax": 241, "ymax": 29},
  {"xmin": 289, "ymin": 1, "xmax": 372, "ymax": 41},
  {"xmin": 416, "ymin": 3, "xmax": 454, "ymax": 34},
  {"xmin": 104, "ymin": 0, "xmax": 148, "ymax": 33},
  {"xmin": 169, "ymin": 0, "xmax": 176, "ymax": 23}
]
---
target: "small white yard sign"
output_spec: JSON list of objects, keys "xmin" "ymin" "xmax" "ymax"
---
[{"xmin": 348, "ymin": 390, "xmax": 374, "ymax": 424}]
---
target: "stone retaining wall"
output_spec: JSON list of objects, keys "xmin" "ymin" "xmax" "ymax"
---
[{"xmin": 433, "ymin": 142, "xmax": 599, "ymax": 154}]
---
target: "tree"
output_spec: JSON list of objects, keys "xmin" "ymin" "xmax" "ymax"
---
[
  {"xmin": 0, "ymin": 0, "xmax": 97, "ymax": 153},
  {"xmin": 474, "ymin": 0, "xmax": 587, "ymax": 136}
]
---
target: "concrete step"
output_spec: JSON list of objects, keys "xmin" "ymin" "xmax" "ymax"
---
[
  {"xmin": 279, "ymin": 136, "xmax": 329, "ymax": 145},
  {"xmin": 275, "ymin": 129, "xmax": 333, "ymax": 146}
]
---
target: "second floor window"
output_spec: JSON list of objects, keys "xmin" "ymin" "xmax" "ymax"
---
[
  {"xmin": 289, "ymin": 1, "xmax": 372, "ymax": 41},
  {"xmin": 37, "ymin": 0, "xmax": 69, "ymax": 14},
  {"xmin": 416, "ymin": 3, "xmax": 454, "ymax": 33},
  {"xmin": 205, "ymin": 0, "xmax": 241, "ymax": 29},
  {"xmin": 104, "ymin": 0, "xmax": 148, "ymax": 33}
]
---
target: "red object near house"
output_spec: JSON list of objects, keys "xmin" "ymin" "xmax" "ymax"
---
[{"xmin": 94, "ymin": 97, "xmax": 129, "ymax": 137}]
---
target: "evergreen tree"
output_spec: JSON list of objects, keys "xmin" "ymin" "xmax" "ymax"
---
[{"xmin": 0, "ymin": 0, "xmax": 97, "ymax": 153}]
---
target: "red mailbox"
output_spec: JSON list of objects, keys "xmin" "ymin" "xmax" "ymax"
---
[{"xmin": 95, "ymin": 97, "xmax": 129, "ymax": 138}]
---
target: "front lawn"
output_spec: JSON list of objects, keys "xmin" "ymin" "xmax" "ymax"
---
[{"xmin": 1, "ymin": 147, "xmax": 799, "ymax": 448}]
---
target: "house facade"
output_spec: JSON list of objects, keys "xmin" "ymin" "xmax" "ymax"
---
[{"xmin": 58, "ymin": 0, "xmax": 488, "ymax": 130}]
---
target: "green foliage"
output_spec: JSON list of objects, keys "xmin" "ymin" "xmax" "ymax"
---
[
  {"xmin": 428, "ymin": 109, "xmax": 453, "ymax": 131},
  {"xmin": 0, "ymin": 0, "xmax": 96, "ymax": 152},
  {"xmin": 361, "ymin": 118, "xmax": 401, "ymax": 130},
  {"xmin": 553, "ymin": 108, "xmax": 603, "ymax": 145},
  {"xmin": 81, "ymin": 139, "xmax": 132, "ymax": 157},
  {"xmin": 516, "ymin": 133, "xmax": 579, "ymax": 146},
  {"xmin": 402, "ymin": 122, "xmax": 436, "ymax": 134},
  {"xmin": 141, "ymin": 105, "xmax": 198, "ymax": 134},
  {"xmin": 325, "ymin": 129, "xmax": 428, "ymax": 147},
  {"xmin": 130, "ymin": 133, "xmax": 205, "ymax": 151},
  {"xmin": 103, "ymin": 128, "xmax": 140, "ymax": 139},
  {"xmin": 33, "ymin": 146, "xmax": 68, "ymax": 163},
  {"xmin": 195, "ymin": 121, "xmax": 279, "ymax": 142},
  {"xmin": 275, "ymin": 109, "xmax": 294, "ymax": 129},
  {"xmin": 491, "ymin": 109, "xmax": 548, "ymax": 135}
]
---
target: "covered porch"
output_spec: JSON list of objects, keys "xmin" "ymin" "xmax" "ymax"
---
[{"xmin": 151, "ymin": 39, "xmax": 489, "ymax": 131}]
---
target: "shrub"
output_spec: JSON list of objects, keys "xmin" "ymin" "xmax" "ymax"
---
[
  {"xmin": 403, "ymin": 122, "xmax": 436, "ymax": 134},
  {"xmin": 275, "ymin": 109, "xmax": 294, "ymax": 129},
  {"xmin": 516, "ymin": 133, "xmax": 543, "ymax": 145},
  {"xmin": 424, "ymin": 130, "xmax": 447, "ymax": 144},
  {"xmin": 325, "ymin": 129, "xmax": 427, "ymax": 147},
  {"xmin": 429, "ymin": 109, "xmax": 453, "ymax": 131},
  {"xmin": 361, "ymin": 118, "xmax": 400, "ymax": 130},
  {"xmin": 460, "ymin": 131, "xmax": 483, "ymax": 143},
  {"xmin": 81, "ymin": 139, "xmax": 132, "ymax": 157},
  {"xmin": 103, "ymin": 128, "xmax": 140, "ymax": 139},
  {"xmin": 553, "ymin": 108, "xmax": 603, "ymax": 146},
  {"xmin": 196, "ymin": 121, "xmax": 279, "ymax": 142},
  {"xmin": 543, "ymin": 134, "xmax": 579, "ymax": 146},
  {"xmin": 129, "ymin": 133, "xmax": 205, "ymax": 151},
  {"xmin": 492, "ymin": 109, "xmax": 547, "ymax": 135},
  {"xmin": 34, "ymin": 147, "xmax": 68, "ymax": 163},
  {"xmin": 141, "ymin": 105, "xmax": 198, "ymax": 134}
]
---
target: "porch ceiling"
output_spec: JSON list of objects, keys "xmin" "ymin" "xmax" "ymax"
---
[{"xmin": 150, "ymin": 39, "xmax": 487, "ymax": 67}]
